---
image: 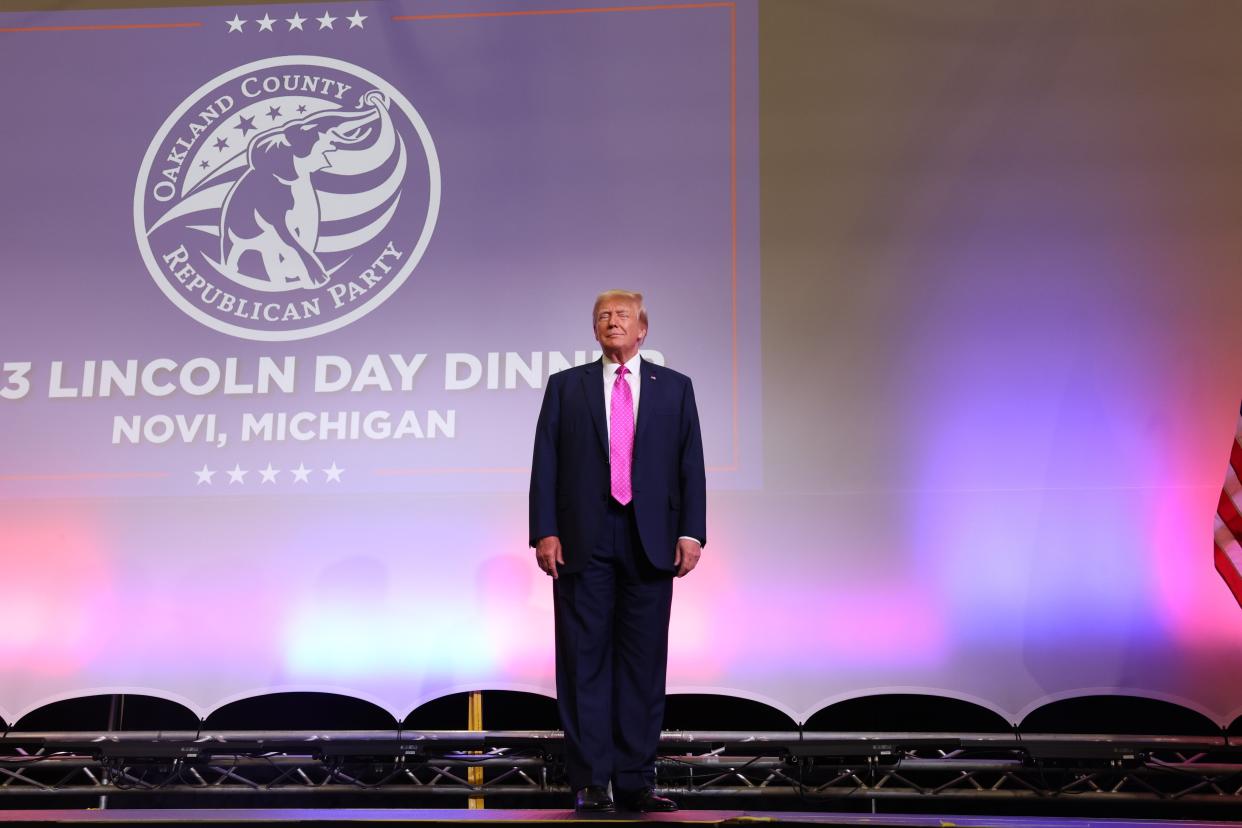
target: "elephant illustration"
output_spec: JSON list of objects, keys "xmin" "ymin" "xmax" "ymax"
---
[{"xmin": 219, "ymin": 106, "xmax": 379, "ymax": 289}]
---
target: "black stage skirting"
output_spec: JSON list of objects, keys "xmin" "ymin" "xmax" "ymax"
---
[{"xmin": 0, "ymin": 811, "xmax": 1241, "ymax": 828}]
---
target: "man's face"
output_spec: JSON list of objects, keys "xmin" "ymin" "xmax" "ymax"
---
[{"xmin": 594, "ymin": 299, "xmax": 647, "ymax": 359}]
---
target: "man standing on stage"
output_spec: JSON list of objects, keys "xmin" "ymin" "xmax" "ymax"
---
[{"xmin": 529, "ymin": 289, "xmax": 707, "ymax": 813}]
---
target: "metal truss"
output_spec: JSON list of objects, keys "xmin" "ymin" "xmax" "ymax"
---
[{"xmin": 2, "ymin": 730, "xmax": 1241, "ymax": 804}]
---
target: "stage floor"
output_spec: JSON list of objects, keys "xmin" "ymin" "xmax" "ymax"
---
[{"xmin": 0, "ymin": 810, "xmax": 1240, "ymax": 828}]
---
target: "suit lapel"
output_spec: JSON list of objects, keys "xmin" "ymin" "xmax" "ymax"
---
[
  {"xmin": 582, "ymin": 359, "xmax": 608, "ymax": 458},
  {"xmin": 635, "ymin": 357, "xmax": 658, "ymax": 450}
]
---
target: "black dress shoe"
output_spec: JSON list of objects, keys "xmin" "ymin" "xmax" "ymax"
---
[
  {"xmin": 619, "ymin": 787, "xmax": 678, "ymax": 812},
  {"xmin": 575, "ymin": 785, "xmax": 616, "ymax": 812}
]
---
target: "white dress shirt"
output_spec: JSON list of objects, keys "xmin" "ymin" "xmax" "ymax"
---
[
  {"xmin": 602, "ymin": 354, "xmax": 700, "ymax": 549},
  {"xmin": 602, "ymin": 353, "xmax": 642, "ymax": 443}
]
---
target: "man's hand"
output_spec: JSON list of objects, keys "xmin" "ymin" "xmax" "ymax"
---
[
  {"xmin": 674, "ymin": 538, "xmax": 702, "ymax": 578},
  {"xmin": 535, "ymin": 536, "xmax": 565, "ymax": 579}
]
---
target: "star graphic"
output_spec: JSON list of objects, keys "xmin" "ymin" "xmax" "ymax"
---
[
  {"xmin": 256, "ymin": 13, "xmax": 276, "ymax": 31},
  {"xmin": 225, "ymin": 14, "xmax": 245, "ymax": 32},
  {"xmin": 296, "ymin": 104, "xmax": 308, "ymax": 114},
  {"xmin": 316, "ymin": 11, "xmax": 337, "ymax": 29},
  {"xmin": 291, "ymin": 463, "xmax": 311, "ymax": 483},
  {"xmin": 286, "ymin": 12, "xmax": 307, "ymax": 31},
  {"xmin": 259, "ymin": 463, "xmax": 280, "ymax": 483},
  {"xmin": 213, "ymin": 136, "xmax": 229, "ymax": 151},
  {"xmin": 266, "ymin": 105, "xmax": 282, "ymax": 120},
  {"xmin": 194, "ymin": 465, "xmax": 216, "ymax": 485},
  {"xmin": 323, "ymin": 462, "xmax": 344, "ymax": 483},
  {"xmin": 199, "ymin": 160, "xmax": 210, "ymax": 169},
  {"xmin": 235, "ymin": 115, "xmax": 257, "ymax": 135},
  {"xmin": 227, "ymin": 464, "xmax": 248, "ymax": 484},
  {"xmin": 347, "ymin": 10, "xmax": 367, "ymax": 28}
]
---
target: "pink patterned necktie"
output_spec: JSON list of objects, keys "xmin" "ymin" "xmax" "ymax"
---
[{"xmin": 610, "ymin": 365, "xmax": 634, "ymax": 505}]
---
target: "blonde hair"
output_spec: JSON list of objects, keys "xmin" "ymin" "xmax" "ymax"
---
[{"xmin": 592, "ymin": 289, "xmax": 648, "ymax": 327}]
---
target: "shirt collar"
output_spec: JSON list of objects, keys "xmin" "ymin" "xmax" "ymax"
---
[{"xmin": 604, "ymin": 353, "xmax": 642, "ymax": 377}]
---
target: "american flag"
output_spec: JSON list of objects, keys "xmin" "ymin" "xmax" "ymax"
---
[{"xmin": 1215, "ymin": 401, "xmax": 1242, "ymax": 608}]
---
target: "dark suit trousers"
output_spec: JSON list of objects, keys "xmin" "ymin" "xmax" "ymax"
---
[{"xmin": 553, "ymin": 500, "xmax": 674, "ymax": 793}]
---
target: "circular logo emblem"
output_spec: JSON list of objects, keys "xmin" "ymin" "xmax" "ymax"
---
[{"xmin": 134, "ymin": 56, "xmax": 439, "ymax": 341}]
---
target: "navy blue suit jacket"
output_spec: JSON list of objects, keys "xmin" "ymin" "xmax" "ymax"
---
[{"xmin": 529, "ymin": 358, "xmax": 707, "ymax": 574}]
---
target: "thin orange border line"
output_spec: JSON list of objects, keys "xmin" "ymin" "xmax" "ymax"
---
[
  {"xmin": 4, "ymin": 1, "xmax": 743, "ymax": 480},
  {"xmin": 0, "ymin": 471, "xmax": 171, "ymax": 481},
  {"xmin": 393, "ymin": 3, "xmax": 732, "ymax": 21},
  {"xmin": 0, "ymin": 22, "xmax": 201, "ymax": 33},
  {"xmin": 376, "ymin": 466, "xmax": 530, "ymax": 476},
  {"xmin": 391, "ymin": 0, "xmax": 744, "ymax": 476},
  {"xmin": 727, "ymin": 3, "xmax": 738, "ymax": 472}
]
